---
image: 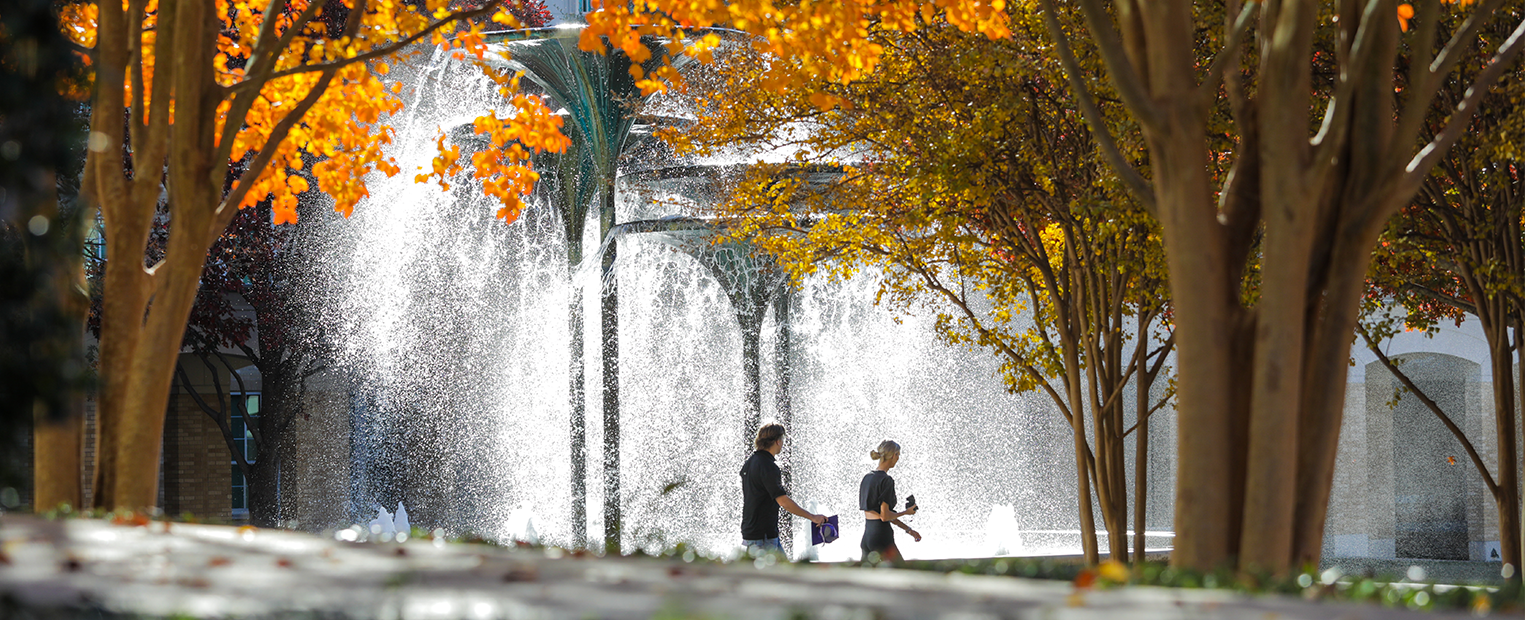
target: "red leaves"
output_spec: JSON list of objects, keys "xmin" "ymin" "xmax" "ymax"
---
[
  {"xmin": 1073, "ymin": 568, "xmax": 1097, "ymax": 589},
  {"xmin": 110, "ymin": 511, "xmax": 151, "ymax": 527}
]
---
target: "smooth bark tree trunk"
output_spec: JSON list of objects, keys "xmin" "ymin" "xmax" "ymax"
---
[
  {"xmin": 33, "ymin": 410, "xmax": 83, "ymax": 510},
  {"xmin": 1489, "ymin": 336, "xmax": 1522, "ymax": 571},
  {"xmin": 568, "ymin": 238, "xmax": 587, "ymax": 547},
  {"xmin": 774, "ymin": 289, "xmax": 794, "ymax": 557},
  {"xmin": 1515, "ymin": 322, "xmax": 1525, "ymax": 572},
  {"xmin": 85, "ymin": 0, "xmax": 445, "ymax": 515},
  {"xmin": 1152, "ymin": 129, "xmax": 1245, "ymax": 571},
  {"xmin": 1132, "ymin": 310, "xmax": 1160, "ymax": 564},
  {"xmin": 1133, "ymin": 378, "xmax": 1149, "ymax": 564},
  {"xmin": 94, "ymin": 235, "xmax": 217, "ymax": 511},
  {"xmin": 740, "ymin": 310, "xmax": 763, "ymax": 448},
  {"xmin": 90, "ymin": 0, "xmax": 226, "ymax": 513},
  {"xmin": 1058, "ymin": 321, "xmax": 1099, "ymax": 564},
  {"xmin": 1048, "ymin": 0, "xmax": 1525, "ymax": 572},
  {"xmin": 599, "ymin": 177, "xmax": 620, "ymax": 555}
]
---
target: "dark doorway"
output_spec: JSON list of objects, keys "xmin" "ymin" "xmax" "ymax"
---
[{"xmin": 1389, "ymin": 354, "xmax": 1471, "ymax": 561}]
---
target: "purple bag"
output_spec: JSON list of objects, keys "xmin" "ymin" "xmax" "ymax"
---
[{"xmin": 812, "ymin": 515, "xmax": 840, "ymax": 545}]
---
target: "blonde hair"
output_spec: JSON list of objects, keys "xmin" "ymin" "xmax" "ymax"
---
[{"xmin": 869, "ymin": 440, "xmax": 901, "ymax": 462}]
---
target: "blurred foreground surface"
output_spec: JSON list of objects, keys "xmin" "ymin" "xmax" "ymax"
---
[{"xmin": 0, "ymin": 515, "xmax": 1484, "ymax": 619}]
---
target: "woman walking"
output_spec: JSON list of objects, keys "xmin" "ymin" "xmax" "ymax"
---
[{"xmin": 859, "ymin": 440, "xmax": 920, "ymax": 562}]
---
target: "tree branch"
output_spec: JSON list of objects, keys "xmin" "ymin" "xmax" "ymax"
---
[
  {"xmin": 1122, "ymin": 399, "xmax": 1169, "ymax": 438},
  {"xmin": 1146, "ymin": 330, "xmax": 1176, "ymax": 377},
  {"xmin": 1197, "ymin": 3, "xmax": 1257, "ymax": 107},
  {"xmin": 177, "ymin": 360, "xmax": 253, "ymax": 475},
  {"xmin": 217, "ymin": 64, "xmax": 343, "ymax": 220},
  {"xmin": 1392, "ymin": 0, "xmax": 1443, "ymax": 150},
  {"xmin": 1038, "ymin": 0, "xmax": 1157, "ymax": 212},
  {"xmin": 247, "ymin": 1, "xmax": 505, "ymax": 86},
  {"xmin": 1062, "ymin": 0, "xmax": 1163, "ymax": 132},
  {"xmin": 213, "ymin": 0, "xmax": 353, "ymax": 172},
  {"xmin": 212, "ymin": 347, "xmax": 264, "ymax": 451},
  {"xmin": 1313, "ymin": 0, "xmax": 1386, "ymax": 170},
  {"xmin": 1401, "ymin": 281, "xmax": 1479, "ymax": 316},
  {"xmin": 1400, "ymin": 17, "xmax": 1525, "ymax": 199}
]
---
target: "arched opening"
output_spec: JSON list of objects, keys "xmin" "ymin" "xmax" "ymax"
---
[{"xmin": 1367, "ymin": 352, "xmax": 1476, "ymax": 560}]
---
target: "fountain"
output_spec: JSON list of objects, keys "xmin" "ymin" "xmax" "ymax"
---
[{"xmin": 322, "ymin": 25, "xmax": 1176, "ymax": 561}]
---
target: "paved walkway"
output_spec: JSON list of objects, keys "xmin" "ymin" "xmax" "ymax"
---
[{"xmin": 0, "ymin": 515, "xmax": 1492, "ymax": 619}]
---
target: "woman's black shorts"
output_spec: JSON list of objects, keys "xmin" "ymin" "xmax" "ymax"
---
[{"xmin": 861, "ymin": 520, "xmax": 895, "ymax": 558}]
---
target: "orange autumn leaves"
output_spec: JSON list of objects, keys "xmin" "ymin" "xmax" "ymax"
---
[
  {"xmin": 63, "ymin": 0, "xmax": 1017, "ymax": 228},
  {"xmin": 414, "ymin": 68, "xmax": 571, "ymax": 225},
  {"xmin": 59, "ymin": 0, "xmax": 534, "ymax": 225},
  {"xmin": 1397, "ymin": 0, "xmax": 1475, "ymax": 32}
]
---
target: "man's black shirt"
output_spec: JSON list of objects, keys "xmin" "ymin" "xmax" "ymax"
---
[{"xmin": 740, "ymin": 449, "xmax": 789, "ymax": 539}]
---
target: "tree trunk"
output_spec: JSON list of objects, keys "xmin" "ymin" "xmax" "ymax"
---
[
  {"xmin": 1050, "ymin": 0, "xmax": 1525, "ymax": 573},
  {"xmin": 246, "ymin": 455, "xmax": 280, "ymax": 527},
  {"xmin": 1514, "ymin": 321, "xmax": 1525, "ymax": 572},
  {"xmin": 599, "ymin": 176, "xmax": 620, "ymax": 555},
  {"xmin": 1152, "ymin": 126, "xmax": 1246, "ymax": 571},
  {"xmin": 1492, "ymin": 330, "xmax": 1521, "ymax": 571},
  {"xmin": 1073, "ymin": 246, "xmax": 1129, "ymax": 563},
  {"xmin": 33, "ymin": 409, "xmax": 83, "ymax": 510},
  {"xmin": 93, "ymin": 237, "xmax": 216, "ymax": 510},
  {"xmin": 1059, "ymin": 322, "xmax": 1099, "ymax": 564},
  {"xmin": 246, "ymin": 364, "xmax": 298, "ymax": 528},
  {"xmin": 774, "ymin": 288, "xmax": 794, "ymax": 557},
  {"xmin": 1132, "ymin": 311, "xmax": 1159, "ymax": 564},
  {"xmin": 89, "ymin": 0, "xmax": 225, "ymax": 513},
  {"xmin": 1133, "ymin": 375, "xmax": 1149, "ymax": 564},
  {"xmin": 740, "ymin": 310, "xmax": 763, "ymax": 448},
  {"xmin": 569, "ymin": 238, "xmax": 587, "ymax": 548},
  {"xmin": 1238, "ymin": 162, "xmax": 1318, "ymax": 572}
]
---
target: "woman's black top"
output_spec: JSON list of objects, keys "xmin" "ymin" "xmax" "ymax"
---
[
  {"xmin": 859, "ymin": 470, "xmax": 896, "ymax": 513},
  {"xmin": 859, "ymin": 470, "xmax": 898, "ymax": 555}
]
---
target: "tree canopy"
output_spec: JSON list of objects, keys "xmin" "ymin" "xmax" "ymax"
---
[{"xmin": 657, "ymin": 8, "xmax": 1177, "ymax": 563}]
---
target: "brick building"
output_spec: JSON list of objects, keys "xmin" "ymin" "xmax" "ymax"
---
[{"xmin": 25, "ymin": 321, "xmax": 350, "ymax": 528}]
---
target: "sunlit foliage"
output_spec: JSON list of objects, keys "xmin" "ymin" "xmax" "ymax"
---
[{"xmin": 661, "ymin": 7, "xmax": 1175, "ymax": 563}]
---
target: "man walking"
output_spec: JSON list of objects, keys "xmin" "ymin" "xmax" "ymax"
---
[{"xmin": 741, "ymin": 423, "xmax": 826, "ymax": 556}]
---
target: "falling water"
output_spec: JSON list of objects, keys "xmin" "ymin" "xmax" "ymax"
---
[{"xmin": 319, "ymin": 38, "xmax": 1176, "ymax": 560}]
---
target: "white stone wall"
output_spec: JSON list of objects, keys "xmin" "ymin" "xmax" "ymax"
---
[{"xmin": 1326, "ymin": 318, "xmax": 1513, "ymax": 561}]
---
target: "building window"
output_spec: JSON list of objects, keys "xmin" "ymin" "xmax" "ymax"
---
[
  {"xmin": 231, "ymin": 465, "xmax": 247, "ymax": 513},
  {"xmin": 231, "ymin": 393, "xmax": 259, "ymax": 517},
  {"xmin": 579, "ymin": 0, "xmax": 591, "ymax": 13}
]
